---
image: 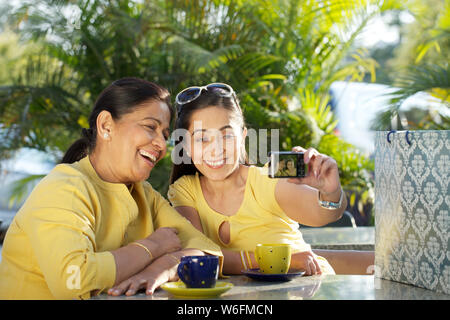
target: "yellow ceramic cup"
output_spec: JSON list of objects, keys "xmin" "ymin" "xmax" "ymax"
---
[{"xmin": 255, "ymin": 243, "xmax": 291, "ymax": 274}]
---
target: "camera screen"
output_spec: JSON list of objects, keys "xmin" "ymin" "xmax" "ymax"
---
[{"xmin": 269, "ymin": 152, "xmax": 306, "ymax": 178}]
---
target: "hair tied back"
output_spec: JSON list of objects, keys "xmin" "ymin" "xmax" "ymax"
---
[{"xmin": 81, "ymin": 128, "xmax": 94, "ymax": 141}]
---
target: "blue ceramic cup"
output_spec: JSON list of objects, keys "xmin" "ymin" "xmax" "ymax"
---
[{"xmin": 177, "ymin": 255, "xmax": 219, "ymax": 288}]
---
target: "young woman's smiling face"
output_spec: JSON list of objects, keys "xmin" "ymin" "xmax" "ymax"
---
[
  {"xmin": 107, "ymin": 100, "xmax": 171, "ymax": 183},
  {"xmin": 187, "ymin": 106, "xmax": 246, "ymax": 181}
]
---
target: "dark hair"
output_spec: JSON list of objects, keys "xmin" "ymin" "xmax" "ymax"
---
[
  {"xmin": 169, "ymin": 88, "xmax": 248, "ymax": 184},
  {"xmin": 61, "ymin": 77, "xmax": 172, "ymax": 164}
]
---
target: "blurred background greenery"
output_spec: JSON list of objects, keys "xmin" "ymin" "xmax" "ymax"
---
[{"xmin": 0, "ymin": 0, "xmax": 448, "ymax": 227}]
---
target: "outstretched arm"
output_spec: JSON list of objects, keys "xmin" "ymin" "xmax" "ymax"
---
[{"xmin": 275, "ymin": 147, "xmax": 347, "ymax": 227}]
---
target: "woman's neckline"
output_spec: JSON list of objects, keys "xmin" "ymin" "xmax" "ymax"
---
[
  {"xmin": 196, "ymin": 165, "xmax": 252, "ymax": 218},
  {"xmin": 78, "ymin": 156, "xmax": 134, "ymax": 192}
]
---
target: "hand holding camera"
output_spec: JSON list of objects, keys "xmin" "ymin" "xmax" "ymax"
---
[{"xmin": 269, "ymin": 146, "xmax": 342, "ymax": 201}]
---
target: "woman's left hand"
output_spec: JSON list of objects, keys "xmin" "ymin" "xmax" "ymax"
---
[
  {"xmin": 108, "ymin": 254, "xmax": 179, "ymax": 296},
  {"xmin": 287, "ymin": 146, "xmax": 341, "ymax": 196}
]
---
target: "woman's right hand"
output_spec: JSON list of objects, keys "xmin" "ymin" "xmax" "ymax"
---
[
  {"xmin": 291, "ymin": 251, "xmax": 322, "ymax": 276},
  {"xmin": 108, "ymin": 253, "xmax": 179, "ymax": 296},
  {"xmin": 144, "ymin": 227, "xmax": 181, "ymax": 258}
]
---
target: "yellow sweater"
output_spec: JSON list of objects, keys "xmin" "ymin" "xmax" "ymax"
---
[{"xmin": 0, "ymin": 157, "xmax": 221, "ymax": 300}]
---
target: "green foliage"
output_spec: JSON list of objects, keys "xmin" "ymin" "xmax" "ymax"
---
[
  {"xmin": 317, "ymin": 133, "xmax": 375, "ymax": 223},
  {"xmin": 391, "ymin": 0, "xmax": 449, "ymax": 69},
  {"xmin": 366, "ymin": 0, "xmax": 449, "ymax": 130},
  {"xmin": 0, "ymin": 0, "xmax": 386, "ymax": 223},
  {"xmin": 318, "ymin": 134, "xmax": 374, "ymax": 192}
]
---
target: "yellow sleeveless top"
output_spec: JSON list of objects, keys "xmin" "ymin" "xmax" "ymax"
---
[
  {"xmin": 168, "ymin": 165, "xmax": 313, "ymax": 253},
  {"xmin": 168, "ymin": 165, "xmax": 336, "ymax": 274}
]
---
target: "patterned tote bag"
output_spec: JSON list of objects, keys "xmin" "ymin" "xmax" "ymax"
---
[{"xmin": 374, "ymin": 130, "xmax": 449, "ymax": 294}]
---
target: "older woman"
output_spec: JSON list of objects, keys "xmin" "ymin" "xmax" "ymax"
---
[{"xmin": 0, "ymin": 78, "xmax": 222, "ymax": 300}]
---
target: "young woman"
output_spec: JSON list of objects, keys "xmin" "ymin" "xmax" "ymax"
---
[
  {"xmin": 0, "ymin": 78, "xmax": 222, "ymax": 299},
  {"xmin": 167, "ymin": 83, "xmax": 374, "ymax": 276}
]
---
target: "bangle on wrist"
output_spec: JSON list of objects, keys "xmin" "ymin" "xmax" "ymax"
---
[
  {"xmin": 318, "ymin": 187, "xmax": 344, "ymax": 210},
  {"xmin": 239, "ymin": 250, "xmax": 252, "ymax": 270},
  {"xmin": 130, "ymin": 241, "xmax": 154, "ymax": 261}
]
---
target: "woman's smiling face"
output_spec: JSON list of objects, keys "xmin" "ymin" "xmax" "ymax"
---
[
  {"xmin": 108, "ymin": 100, "xmax": 171, "ymax": 184},
  {"xmin": 187, "ymin": 106, "xmax": 245, "ymax": 181}
]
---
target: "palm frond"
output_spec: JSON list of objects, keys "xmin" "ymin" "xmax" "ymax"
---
[
  {"xmin": 298, "ymin": 89, "xmax": 338, "ymax": 134},
  {"xmin": 167, "ymin": 35, "xmax": 244, "ymax": 74},
  {"xmin": 0, "ymin": 52, "xmax": 83, "ymax": 155},
  {"xmin": 8, "ymin": 174, "xmax": 45, "ymax": 208},
  {"xmin": 372, "ymin": 63, "xmax": 450, "ymax": 130}
]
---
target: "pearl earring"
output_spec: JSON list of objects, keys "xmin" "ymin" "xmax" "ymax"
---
[{"xmin": 103, "ymin": 132, "xmax": 109, "ymax": 139}]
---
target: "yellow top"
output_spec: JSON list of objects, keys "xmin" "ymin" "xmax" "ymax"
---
[
  {"xmin": 168, "ymin": 165, "xmax": 312, "ymax": 253},
  {"xmin": 0, "ymin": 157, "xmax": 222, "ymax": 300}
]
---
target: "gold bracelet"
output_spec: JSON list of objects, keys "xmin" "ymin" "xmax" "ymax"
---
[
  {"xmin": 244, "ymin": 251, "xmax": 253, "ymax": 269},
  {"xmin": 239, "ymin": 250, "xmax": 248, "ymax": 270},
  {"xmin": 130, "ymin": 241, "xmax": 154, "ymax": 261}
]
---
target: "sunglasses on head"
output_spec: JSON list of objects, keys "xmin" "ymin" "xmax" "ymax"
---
[{"xmin": 175, "ymin": 83, "xmax": 235, "ymax": 106}]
